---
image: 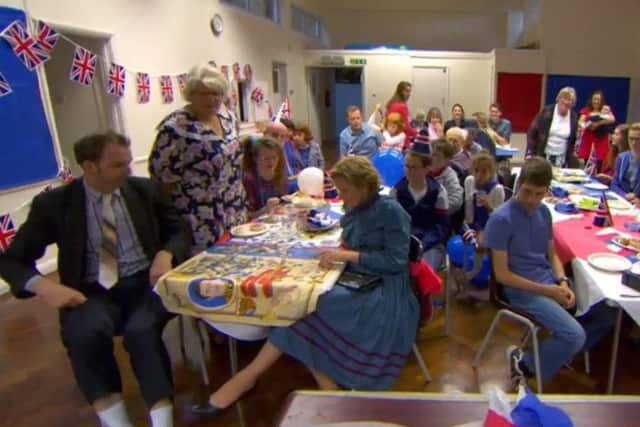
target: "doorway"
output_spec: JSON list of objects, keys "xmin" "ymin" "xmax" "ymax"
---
[
  {"xmin": 272, "ymin": 61, "xmax": 288, "ymax": 105},
  {"xmin": 410, "ymin": 66, "xmax": 449, "ymax": 118},
  {"xmin": 43, "ymin": 27, "xmax": 123, "ymax": 176},
  {"xmin": 306, "ymin": 66, "xmax": 364, "ymax": 167}
]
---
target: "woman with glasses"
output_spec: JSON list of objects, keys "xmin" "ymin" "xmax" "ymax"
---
[{"xmin": 149, "ymin": 63, "xmax": 247, "ymax": 254}]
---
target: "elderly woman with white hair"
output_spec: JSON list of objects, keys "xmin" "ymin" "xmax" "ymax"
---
[
  {"xmin": 149, "ymin": 64, "xmax": 247, "ymax": 253},
  {"xmin": 526, "ymin": 86, "xmax": 579, "ymax": 167}
]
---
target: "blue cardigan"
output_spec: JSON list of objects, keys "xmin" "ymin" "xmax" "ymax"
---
[{"xmin": 611, "ymin": 151, "xmax": 640, "ymax": 196}]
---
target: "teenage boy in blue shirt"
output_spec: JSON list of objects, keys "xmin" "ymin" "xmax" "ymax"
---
[{"xmin": 484, "ymin": 157, "xmax": 615, "ymax": 385}]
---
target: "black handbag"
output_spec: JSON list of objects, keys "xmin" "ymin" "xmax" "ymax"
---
[{"xmin": 336, "ymin": 271, "xmax": 383, "ymax": 292}]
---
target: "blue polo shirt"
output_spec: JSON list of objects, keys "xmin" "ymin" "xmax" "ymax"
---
[
  {"xmin": 339, "ymin": 123, "xmax": 382, "ymax": 159},
  {"xmin": 483, "ymin": 198, "xmax": 557, "ymax": 285}
]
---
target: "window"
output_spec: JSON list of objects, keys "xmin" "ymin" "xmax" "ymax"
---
[
  {"xmin": 291, "ymin": 5, "xmax": 323, "ymax": 40},
  {"xmin": 221, "ymin": 0, "xmax": 280, "ymax": 23},
  {"xmin": 272, "ymin": 62, "xmax": 287, "ymax": 100}
]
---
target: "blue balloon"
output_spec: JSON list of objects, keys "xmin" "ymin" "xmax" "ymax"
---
[
  {"xmin": 446, "ymin": 235, "xmax": 490, "ymax": 285},
  {"xmin": 372, "ymin": 149, "xmax": 405, "ymax": 187}
]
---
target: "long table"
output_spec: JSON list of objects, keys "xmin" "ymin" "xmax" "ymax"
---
[
  {"xmin": 155, "ymin": 204, "xmax": 345, "ymax": 340},
  {"xmin": 547, "ymin": 177, "xmax": 640, "ymax": 393},
  {"xmin": 275, "ymin": 391, "xmax": 640, "ymax": 427}
]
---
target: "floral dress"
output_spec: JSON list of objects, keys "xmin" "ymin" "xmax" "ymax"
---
[{"xmin": 149, "ymin": 107, "xmax": 247, "ymax": 253}]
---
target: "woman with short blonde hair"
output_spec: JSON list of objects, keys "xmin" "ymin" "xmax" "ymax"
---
[
  {"xmin": 526, "ymin": 86, "xmax": 579, "ymax": 167},
  {"xmin": 205, "ymin": 156, "xmax": 417, "ymax": 413},
  {"xmin": 182, "ymin": 64, "xmax": 229, "ymax": 102}
]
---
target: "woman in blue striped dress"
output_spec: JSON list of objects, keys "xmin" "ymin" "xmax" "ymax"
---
[{"xmin": 206, "ymin": 156, "xmax": 419, "ymax": 413}]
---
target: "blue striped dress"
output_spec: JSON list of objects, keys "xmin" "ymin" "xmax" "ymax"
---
[{"xmin": 269, "ymin": 195, "xmax": 419, "ymax": 390}]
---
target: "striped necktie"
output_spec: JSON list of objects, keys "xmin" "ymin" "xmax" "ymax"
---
[{"xmin": 98, "ymin": 193, "xmax": 118, "ymax": 289}]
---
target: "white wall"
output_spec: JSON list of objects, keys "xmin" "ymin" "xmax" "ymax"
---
[
  {"xmin": 304, "ymin": 50, "xmax": 494, "ymax": 123},
  {"xmin": 321, "ymin": 0, "xmax": 530, "ymax": 51},
  {"xmin": 0, "ymin": 0, "xmax": 325, "ymax": 293},
  {"xmin": 325, "ymin": 9, "xmax": 508, "ymax": 52}
]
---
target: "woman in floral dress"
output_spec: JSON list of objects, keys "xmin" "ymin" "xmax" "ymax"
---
[{"xmin": 149, "ymin": 64, "xmax": 247, "ymax": 254}]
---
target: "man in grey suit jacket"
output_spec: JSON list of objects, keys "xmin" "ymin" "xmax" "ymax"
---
[{"xmin": 0, "ymin": 131, "xmax": 191, "ymax": 427}]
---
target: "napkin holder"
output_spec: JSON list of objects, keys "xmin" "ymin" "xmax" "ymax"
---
[{"xmin": 621, "ymin": 270, "xmax": 640, "ymax": 292}]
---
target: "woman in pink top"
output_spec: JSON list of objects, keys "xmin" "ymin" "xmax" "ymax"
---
[{"xmin": 385, "ymin": 81, "xmax": 416, "ymax": 149}]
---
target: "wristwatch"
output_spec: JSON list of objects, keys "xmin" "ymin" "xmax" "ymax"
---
[{"xmin": 557, "ymin": 276, "xmax": 570, "ymax": 285}]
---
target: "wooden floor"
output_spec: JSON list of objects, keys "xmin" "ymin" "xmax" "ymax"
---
[{"xmin": 1, "ymin": 285, "xmax": 639, "ymax": 427}]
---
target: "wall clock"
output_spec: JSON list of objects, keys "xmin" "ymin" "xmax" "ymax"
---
[{"xmin": 211, "ymin": 14, "xmax": 223, "ymax": 36}]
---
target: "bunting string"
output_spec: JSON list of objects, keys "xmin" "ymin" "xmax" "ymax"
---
[{"xmin": 0, "ymin": 17, "xmax": 254, "ymax": 103}]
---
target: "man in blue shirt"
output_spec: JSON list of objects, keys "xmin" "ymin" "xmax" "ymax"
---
[
  {"xmin": 339, "ymin": 106, "xmax": 382, "ymax": 160},
  {"xmin": 489, "ymin": 103, "xmax": 512, "ymax": 145},
  {"xmin": 484, "ymin": 157, "xmax": 614, "ymax": 386}
]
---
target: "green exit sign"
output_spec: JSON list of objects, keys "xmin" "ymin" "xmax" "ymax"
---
[{"xmin": 350, "ymin": 58, "xmax": 367, "ymax": 65}]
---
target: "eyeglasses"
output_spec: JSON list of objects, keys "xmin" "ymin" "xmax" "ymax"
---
[{"xmin": 194, "ymin": 91, "xmax": 223, "ymax": 97}]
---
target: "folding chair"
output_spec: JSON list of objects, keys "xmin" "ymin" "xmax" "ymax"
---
[
  {"xmin": 409, "ymin": 235, "xmax": 433, "ymax": 383},
  {"xmin": 472, "ymin": 253, "xmax": 590, "ymax": 393},
  {"xmin": 471, "ymin": 272, "xmax": 545, "ymax": 392}
]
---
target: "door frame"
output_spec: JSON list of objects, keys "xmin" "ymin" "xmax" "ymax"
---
[{"xmin": 36, "ymin": 21, "xmax": 126, "ymax": 170}]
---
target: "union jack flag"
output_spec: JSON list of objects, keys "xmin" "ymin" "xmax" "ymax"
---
[
  {"xmin": 0, "ymin": 20, "xmax": 49, "ymax": 70},
  {"xmin": 58, "ymin": 163, "xmax": 73, "ymax": 183},
  {"xmin": 136, "ymin": 72, "xmax": 150, "ymax": 104},
  {"xmin": 0, "ymin": 213, "xmax": 16, "ymax": 252},
  {"xmin": 106, "ymin": 63, "xmax": 126, "ymax": 97},
  {"xmin": 159, "ymin": 75, "xmax": 174, "ymax": 104},
  {"xmin": 69, "ymin": 46, "xmax": 97, "ymax": 86},
  {"xmin": 35, "ymin": 20, "xmax": 59, "ymax": 52},
  {"xmin": 272, "ymin": 96, "xmax": 292, "ymax": 122},
  {"xmin": 176, "ymin": 73, "xmax": 187, "ymax": 91},
  {"xmin": 0, "ymin": 72, "xmax": 12, "ymax": 97}
]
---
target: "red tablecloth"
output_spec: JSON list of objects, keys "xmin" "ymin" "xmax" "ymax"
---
[{"xmin": 553, "ymin": 213, "xmax": 639, "ymax": 264}]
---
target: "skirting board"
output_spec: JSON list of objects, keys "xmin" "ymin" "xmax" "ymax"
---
[{"xmin": 0, "ymin": 257, "xmax": 57, "ymax": 296}]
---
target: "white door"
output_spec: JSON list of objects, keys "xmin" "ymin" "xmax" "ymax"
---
[
  {"xmin": 43, "ymin": 30, "xmax": 122, "ymax": 177},
  {"xmin": 409, "ymin": 66, "xmax": 448, "ymax": 117}
]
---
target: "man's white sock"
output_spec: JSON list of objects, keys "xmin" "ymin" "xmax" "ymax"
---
[
  {"xmin": 96, "ymin": 401, "xmax": 133, "ymax": 427},
  {"xmin": 150, "ymin": 404, "xmax": 174, "ymax": 427}
]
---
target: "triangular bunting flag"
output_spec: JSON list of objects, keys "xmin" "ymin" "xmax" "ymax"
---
[
  {"xmin": 35, "ymin": 20, "xmax": 59, "ymax": 52},
  {"xmin": 69, "ymin": 46, "xmax": 97, "ymax": 86},
  {"xmin": 136, "ymin": 72, "xmax": 150, "ymax": 104},
  {"xmin": 0, "ymin": 213, "xmax": 16, "ymax": 252},
  {"xmin": 159, "ymin": 75, "xmax": 174, "ymax": 104},
  {"xmin": 106, "ymin": 62, "xmax": 126, "ymax": 97},
  {"xmin": 1, "ymin": 20, "xmax": 49, "ymax": 70},
  {"xmin": 221, "ymin": 65, "xmax": 229, "ymax": 81},
  {"xmin": 0, "ymin": 72, "xmax": 12, "ymax": 97},
  {"xmin": 243, "ymin": 64, "xmax": 252, "ymax": 82},
  {"xmin": 232, "ymin": 62, "xmax": 241, "ymax": 80},
  {"xmin": 177, "ymin": 73, "xmax": 187, "ymax": 91}
]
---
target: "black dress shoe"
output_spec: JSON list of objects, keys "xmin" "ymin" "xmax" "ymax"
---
[{"xmin": 191, "ymin": 401, "xmax": 228, "ymax": 416}]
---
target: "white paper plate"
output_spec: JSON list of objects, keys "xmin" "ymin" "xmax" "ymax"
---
[
  {"xmin": 587, "ymin": 252, "xmax": 632, "ymax": 272},
  {"xmin": 230, "ymin": 223, "xmax": 271, "ymax": 237},
  {"xmin": 584, "ymin": 182, "xmax": 608, "ymax": 191}
]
